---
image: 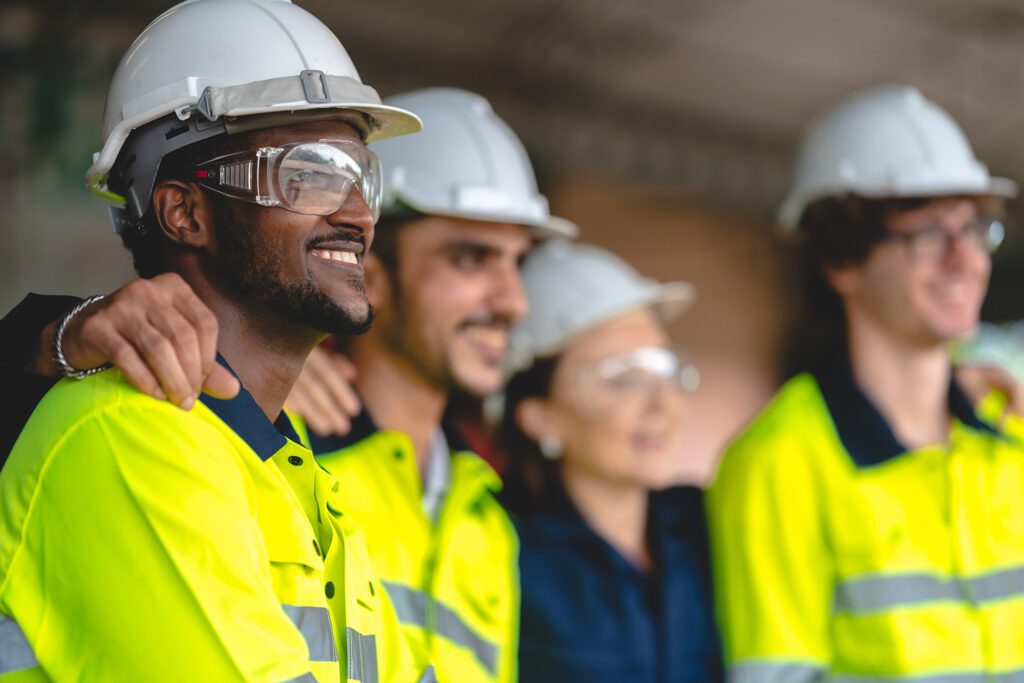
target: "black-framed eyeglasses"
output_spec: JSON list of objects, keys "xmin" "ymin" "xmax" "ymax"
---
[{"xmin": 882, "ymin": 217, "xmax": 1005, "ymax": 261}]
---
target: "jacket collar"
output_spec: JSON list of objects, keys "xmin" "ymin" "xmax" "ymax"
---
[
  {"xmin": 813, "ymin": 355, "xmax": 998, "ymax": 468},
  {"xmin": 305, "ymin": 397, "xmax": 473, "ymax": 456},
  {"xmin": 198, "ymin": 354, "xmax": 303, "ymax": 461}
]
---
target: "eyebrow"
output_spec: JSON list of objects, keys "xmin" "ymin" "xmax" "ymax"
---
[{"xmin": 439, "ymin": 239, "xmax": 506, "ymax": 257}]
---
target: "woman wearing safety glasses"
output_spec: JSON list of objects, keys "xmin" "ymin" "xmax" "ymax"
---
[{"xmin": 498, "ymin": 239, "xmax": 723, "ymax": 683}]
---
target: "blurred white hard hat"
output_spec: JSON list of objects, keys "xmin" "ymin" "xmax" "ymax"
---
[
  {"xmin": 506, "ymin": 239, "xmax": 695, "ymax": 373},
  {"xmin": 779, "ymin": 84, "xmax": 1016, "ymax": 230},
  {"xmin": 89, "ymin": 0, "xmax": 421, "ymax": 225},
  {"xmin": 373, "ymin": 87, "xmax": 578, "ymax": 239}
]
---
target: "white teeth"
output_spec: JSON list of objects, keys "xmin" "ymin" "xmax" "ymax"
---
[
  {"xmin": 464, "ymin": 326, "xmax": 508, "ymax": 348},
  {"xmin": 312, "ymin": 249, "xmax": 358, "ymax": 265}
]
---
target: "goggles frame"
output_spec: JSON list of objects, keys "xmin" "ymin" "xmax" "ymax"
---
[{"xmin": 192, "ymin": 138, "xmax": 382, "ymax": 219}]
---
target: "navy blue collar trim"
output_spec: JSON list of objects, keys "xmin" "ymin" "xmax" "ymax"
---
[
  {"xmin": 813, "ymin": 357, "xmax": 999, "ymax": 469},
  {"xmin": 199, "ymin": 354, "xmax": 302, "ymax": 461},
  {"xmin": 524, "ymin": 485, "xmax": 705, "ymax": 545},
  {"xmin": 305, "ymin": 396, "xmax": 473, "ymax": 455}
]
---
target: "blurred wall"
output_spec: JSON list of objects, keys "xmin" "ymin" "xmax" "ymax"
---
[{"xmin": 5, "ymin": 0, "xmax": 1024, "ymax": 484}]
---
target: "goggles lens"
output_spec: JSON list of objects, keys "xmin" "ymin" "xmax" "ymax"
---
[
  {"xmin": 194, "ymin": 139, "xmax": 382, "ymax": 219},
  {"xmin": 572, "ymin": 346, "xmax": 699, "ymax": 419}
]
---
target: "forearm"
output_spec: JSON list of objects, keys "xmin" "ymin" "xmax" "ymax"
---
[{"xmin": 0, "ymin": 293, "xmax": 82, "ymax": 375}]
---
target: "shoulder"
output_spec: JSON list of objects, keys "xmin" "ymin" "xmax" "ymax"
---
[
  {"xmin": 717, "ymin": 374, "xmax": 834, "ymax": 473},
  {"xmin": 13, "ymin": 371, "xmax": 240, "ymax": 483}
]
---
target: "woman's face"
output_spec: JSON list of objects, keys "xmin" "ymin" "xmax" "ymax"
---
[{"xmin": 542, "ymin": 307, "xmax": 692, "ymax": 492}]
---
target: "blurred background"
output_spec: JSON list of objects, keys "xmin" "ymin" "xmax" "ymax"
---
[{"xmin": 3, "ymin": 0, "xmax": 1024, "ymax": 481}]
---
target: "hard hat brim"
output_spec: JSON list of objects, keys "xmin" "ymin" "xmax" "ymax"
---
[{"xmin": 778, "ymin": 175, "xmax": 1019, "ymax": 232}]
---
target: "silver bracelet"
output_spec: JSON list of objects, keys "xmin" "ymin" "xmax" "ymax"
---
[{"xmin": 52, "ymin": 294, "xmax": 113, "ymax": 380}]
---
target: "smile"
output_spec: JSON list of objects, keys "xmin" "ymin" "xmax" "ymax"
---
[{"xmin": 310, "ymin": 248, "xmax": 359, "ymax": 265}]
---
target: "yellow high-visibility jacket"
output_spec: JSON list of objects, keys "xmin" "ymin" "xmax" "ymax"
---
[
  {"xmin": 303, "ymin": 410, "xmax": 519, "ymax": 683},
  {"xmin": 0, "ymin": 369, "xmax": 430, "ymax": 683},
  {"xmin": 708, "ymin": 365, "xmax": 1024, "ymax": 682}
]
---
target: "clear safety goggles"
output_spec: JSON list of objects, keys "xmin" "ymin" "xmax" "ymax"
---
[
  {"xmin": 572, "ymin": 346, "xmax": 700, "ymax": 419},
  {"xmin": 192, "ymin": 139, "xmax": 382, "ymax": 219}
]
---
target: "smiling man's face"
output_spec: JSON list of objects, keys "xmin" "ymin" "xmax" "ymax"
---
[
  {"xmin": 370, "ymin": 216, "xmax": 531, "ymax": 396},
  {"xmin": 206, "ymin": 120, "xmax": 378, "ymax": 337}
]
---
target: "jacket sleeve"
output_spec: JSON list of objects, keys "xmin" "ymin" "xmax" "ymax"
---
[
  {"xmin": 0, "ymin": 293, "xmax": 82, "ymax": 371},
  {"xmin": 706, "ymin": 426, "xmax": 832, "ymax": 683},
  {"xmin": 2, "ymin": 401, "xmax": 318, "ymax": 683}
]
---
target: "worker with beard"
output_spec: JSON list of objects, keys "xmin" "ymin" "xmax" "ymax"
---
[
  {"xmin": 0, "ymin": 87, "xmax": 574, "ymax": 683},
  {"xmin": 0, "ymin": 1, "xmax": 433, "ymax": 681},
  {"xmin": 287, "ymin": 88, "xmax": 577, "ymax": 683}
]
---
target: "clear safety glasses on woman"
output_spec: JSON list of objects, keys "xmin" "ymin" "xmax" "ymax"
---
[
  {"xmin": 572, "ymin": 346, "xmax": 700, "ymax": 419},
  {"xmin": 192, "ymin": 139, "xmax": 383, "ymax": 219}
]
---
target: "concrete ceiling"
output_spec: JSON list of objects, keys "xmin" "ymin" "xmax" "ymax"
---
[{"xmin": 6, "ymin": 0, "xmax": 1024, "ymax": 213}]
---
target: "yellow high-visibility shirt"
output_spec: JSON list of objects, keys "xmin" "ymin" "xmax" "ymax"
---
[
  {"xmin": 0, "ymin": 369, "xmax": 430, "ymax": 683},
  {"xmin": 301, "ymin": 411, "xmax": 519, "ymax": 683},
  {"xmin": 708, "ymin": 365, "xmax": 1024, "ymax": 682}
]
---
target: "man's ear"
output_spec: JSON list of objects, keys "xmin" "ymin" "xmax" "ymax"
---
[
  {"xmin": 362, "ymin": 253, "xmax": 390, "ymax": 308},
  {"xmin": 152, "ymin": 181, "xmax": 213, "ymax": 248},
  {"xmin": 824, "ymin": 263, "xmax": 861, "ymax": 298}
]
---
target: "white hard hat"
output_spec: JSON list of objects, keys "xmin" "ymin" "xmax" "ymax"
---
[
  {"xmin": 89, "ymin": 0, "xmax": 421, "ymax": 225},
  {"xmin": 506, "ymin": 239, "xmax": 695, "ymax": 373},
  {"xmin": 372, "ymin": 87, "xmax": 577, "ymax": 239},
  {"xmin": 779, "ymin": 85, "xmax": 1017, "ymax": 230}
]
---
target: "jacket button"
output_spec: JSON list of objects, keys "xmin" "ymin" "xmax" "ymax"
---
[
  {"xmin": 393, "ymin": 449, "xmax": 403, "ymax": 461},
  {"xmin": 288, "ymin": 455, "xmax": 303, "ymax": 466},
  {"xmin": 325, "ymin": 581, "xmax": 335, "ymax": 599}
]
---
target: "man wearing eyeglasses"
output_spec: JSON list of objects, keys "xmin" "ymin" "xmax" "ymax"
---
[{"xmin": 707, "ymin": 85, "xmax": 1024, "ymax": 681}]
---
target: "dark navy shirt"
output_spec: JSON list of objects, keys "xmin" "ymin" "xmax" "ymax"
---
[{"xmin": 515, "ymin": 485, "xmax": 723, "ymax": 683}]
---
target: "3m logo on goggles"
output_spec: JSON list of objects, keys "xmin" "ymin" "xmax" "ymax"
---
[{"xmin": 194, "ymin": 139, "xmax": 382, "ymax": 219}]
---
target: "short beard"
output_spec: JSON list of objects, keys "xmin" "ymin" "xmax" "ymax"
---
[
  {"xmin": 379, "ymin": 270, "xmax": 453, "ymax": 392},
  {"xmin": 210, "ymin": 198, "xmax": 374, "ymax": 338}
]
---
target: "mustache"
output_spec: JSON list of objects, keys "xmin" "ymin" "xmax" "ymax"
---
[
  {"xmin": 306, "ymin": 229, "xmax": 365, "ymax": 249},
  {"xmin": 458, "ymin": 315, "xmax": 514, "ymax": 331}
]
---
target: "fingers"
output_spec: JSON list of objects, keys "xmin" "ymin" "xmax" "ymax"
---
[
  {"xmin": 146, "ymin": 307, "xmax": 203, "ymax": 408},
  {"xmin": 286, "ymin": 346, "xmax": 359, "ymax": 436},
  {"xmin": 60, "ymin": 273, "xmax": 222, "ymax": 409},
  {"xmin": 170, "ymin": 277, "xmax": 220, "ymax": 388},
  {"xmin": 955, "ymin": 362, "xmax": 1024, "ymax": 418},
  {"xmin": 203, "ymin": 362, "xmax": 241, "ymax": 400},
  {"xmin": 308, "ymin": 347, "xmax": 362, "ymax": 419}
]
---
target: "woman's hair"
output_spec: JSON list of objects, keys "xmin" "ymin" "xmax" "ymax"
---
[
  {"xmin": 782, "ymin": 194, "xmax": 1004, "ymax": 376},
  {"xmin": 498, "ymin": 355, "xmax": 563, "ymax": 516}
]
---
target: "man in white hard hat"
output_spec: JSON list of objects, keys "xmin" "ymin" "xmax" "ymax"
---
[
  {"xmin": 0, "ymin": 1, "xmax": 435, "ymax": 680},
  {"xmin": 707, "ymin": 85, "xmax": 1024, "ymax": 681},
  {"xmin": 2, "ymin": 87, "xmax": 573, "ymax": 683},
  {"xmin": 287, "ymin": 87, "xmax": 575, "ymax": 683}
]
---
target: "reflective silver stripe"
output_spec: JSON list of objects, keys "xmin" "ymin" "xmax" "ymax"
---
[
  {"xmin": 383, "ymin": 581, "xmax": 499, "ymax": 675},
  {"xmin": 383, "ymin": 582, "xmax": 428, "ymax": 626},
  {"xmin": 728, "ymin": 662, "xmax": 824, "ymax": 683},
  {"xmin": 834, "ymin": 566, "xmax": 1024, "ymax": 615},
  {"xmin": 416, "ymin": 665, "xmax": 438, "ymax": 683},
  {"xmin": 285, "ymin": 674, "xmax": 318, "ymax": 683},
  {"xmin": 0, "ymin": 616, "xmax": 38, "ymax": 674},
  {"xmin": 828, "ymin": 670, "xmax": 1024, "ymax": 683},
  {"xmin": 346, "ymin": 627, "xmax": 379, "ymax": 683},
  {"xmin": 283, "ymin": 604, "xmax": 338, "ymax": 663},
  {"xmin": 435, "ymin": 600, "xmax": 498, "ymax": 675}
]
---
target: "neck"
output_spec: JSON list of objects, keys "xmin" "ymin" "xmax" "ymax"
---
[
  {"xmin": 847, "ymin": 315, "xmax": 952, "ymax": 449},
  {"xmin": 561, "ymin": 468, "xmax": 650, "ymax": 571},
  {"xmin": 348, "ymin": 337, "xmax": 448, "ymax": 475},
  {"xmin": 189, "ymin": 276, "xmax": 324, "ymax": 422}
]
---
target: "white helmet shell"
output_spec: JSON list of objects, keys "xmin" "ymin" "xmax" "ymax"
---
[
  {"xmin": 89, "ymin": 0, "xmax": 421, "ymax": 199},
  {"xmin": 779, "ymin": 85, "xmax": 1017, "ymax": 230},
  {"xmin": 372, "ymin": 87, "xmax": 577, "ymax": 239},
  {"xmin": 505, "ymin": 239, "xmax": 695, "ymax": 374}
]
